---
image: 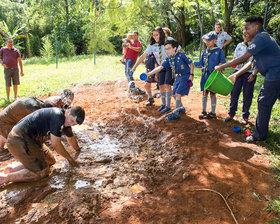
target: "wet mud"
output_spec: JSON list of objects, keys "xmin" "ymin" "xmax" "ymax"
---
[{"xmin": 0, "ymin": 80, "xmax": 279, "ymax": 224}]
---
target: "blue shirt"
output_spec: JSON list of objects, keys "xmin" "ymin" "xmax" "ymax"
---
[
  {"xmin": 162, "ymin": 52, "xmax": 192, "ymax": 75},
  {"xmin": 199, "ymin": 45, "xmax": 226, "ymax": 73},
  {"xmin": 247, "ymin": 28, "xmax": 280, "ymax": 81}
]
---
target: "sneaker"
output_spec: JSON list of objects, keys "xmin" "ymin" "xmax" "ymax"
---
[
  {"xmin": 158, "ymin": 104, "xmax": 165, "ymax": 112},
  {"xmin": 244, "ymin": 135, "xmax": 265, "ymax": 143},
  {"xmin": 139, "ymin": 88, "xmax": 146, "ymax": 95},
  {"xmin": 178, "ymin": 107, "xmax": 186, "ymax": 114},
  {"xmin": 199, "ymin": 111, "xmax": 207, "ymax": 120},
  {"xmin": 153, "ymin": 91, "xmax": 161, "ymax": 98},
  {"xmin": 145, "ymin": 98, "xmax": 154, "ymax": 106},
  {"xmin": 225, "ymin": 114, "xmax": 233, "ymax": 122},
  {"xmin": 167, "ymin": 113, "xmax": 180, "ymax": 120},
  {"xmin": 241, "ymin": 118, "xmax": 248, "ymax": 125},
  {"xmin": 154, "ymin": 84, "xmax": 159, "ymax": 90},
  {"xmin": 207, "ymin": 112, "xmax": 216, "ymax": 119},
  {"xmin": 161, "ymin": 106, "xmax": 171, "ymax": 113}
]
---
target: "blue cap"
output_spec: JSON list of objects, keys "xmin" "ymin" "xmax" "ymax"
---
[{"xmin": 203, "ymin": 32, "xmax": 217, "ymax": 41}]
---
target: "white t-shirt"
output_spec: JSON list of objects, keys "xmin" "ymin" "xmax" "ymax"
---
[
  {"xmin": 216, "ymin": 31, "xmax": 232, "ymax": 49},
  {"xmin": 234, "ymin": 42, "xmax": 252, "ymax": 72},
  {"xmin": 145, "ymin": 44, "xmax": 168, "ymax": 65}
]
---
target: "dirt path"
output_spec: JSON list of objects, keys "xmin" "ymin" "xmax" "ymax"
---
[{"xmin": 0, "ymin": 80, "xmax": 279, "ymax": 224}]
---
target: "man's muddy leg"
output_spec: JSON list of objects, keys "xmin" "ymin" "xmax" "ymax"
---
[{"xmin": 0, "ymin": 166, "xmax": 49, "ymax": 185}]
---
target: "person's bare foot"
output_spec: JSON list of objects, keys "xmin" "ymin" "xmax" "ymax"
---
[
  {"xmin": 3, "ymin": 162, "xmax": 24, "ymax": 174},
  {"xmin": 4, "ymin": 167, "xmax": 13, "ymax": 174},
  {"xmin": 0, "ymin": 136, "xmax": 7, "ymax": 150},
  {"xmin": 0, "ymin": 173, "xmax": 8, "ymax": 185}
]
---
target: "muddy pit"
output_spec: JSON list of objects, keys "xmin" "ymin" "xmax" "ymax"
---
[{"xmin": 0, "ymin": 80, "xmax": 280, "ymax": 224}]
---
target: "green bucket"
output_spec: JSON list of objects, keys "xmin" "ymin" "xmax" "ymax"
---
[{"xmin": 204, "ymin": 71, "xmax": 234, "ymax": 96}]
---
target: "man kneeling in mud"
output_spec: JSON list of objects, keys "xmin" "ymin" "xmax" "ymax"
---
[
  {"xmin": 0, "ymin": 90, "xmax": 75, "ymax": 150},
  {"xmin": 0, "ymin": 106, "xmax": 85, "ymax": 185}
]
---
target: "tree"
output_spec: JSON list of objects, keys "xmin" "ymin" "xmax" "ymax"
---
[{"xmin": 0, "ymin": 21, "xmax": 26, "ymax": 48}]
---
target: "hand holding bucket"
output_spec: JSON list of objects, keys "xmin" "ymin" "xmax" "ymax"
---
[
  {"xmin": 228, "ymin": 74, "xmax": 236, "ymax": 84},
  {"xmin": 140, "ymin": 73, "xmax": 147, "ymax": 81},
  {"xmin": 204, "ymin": 71, "xmax": 234, "ymax": 96}
]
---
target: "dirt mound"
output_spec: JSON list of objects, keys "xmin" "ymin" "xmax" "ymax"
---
[{"xmin": 0, "ymin": 80, "xmax": 279, "ymax": 223}]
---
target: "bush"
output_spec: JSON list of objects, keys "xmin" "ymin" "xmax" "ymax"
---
[{"xmin": 40, "ymin": 36, "xmax": 54, "ymax": 59}]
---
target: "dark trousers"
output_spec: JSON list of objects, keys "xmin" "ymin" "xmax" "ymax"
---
[
  {"xmin": 254, "ymin": 79, "xmax": 280, "ymax": 140},
  {"xmin": 229, "ymin": 71, "xmax": 256, "ymax": 119}
]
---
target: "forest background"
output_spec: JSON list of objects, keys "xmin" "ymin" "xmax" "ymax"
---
[{"xmin": 0, "ymin": 0, "xmax": 280, "ymax": 59}]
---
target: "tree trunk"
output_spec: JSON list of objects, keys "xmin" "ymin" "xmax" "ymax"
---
[
  {"xmin": 243, "ymin": 0, "xmax": 250, "ymax": 12},
  {"xmin": 65, "ymin": 0, "xmax": 69, "ymax": 24},
  {"xmin": 223, "ymin": 0, "xmax": 234, "ymax": 56},
  {"xmin": 175, "ymin": 7, "xmax": 186, "ymax": 48}
]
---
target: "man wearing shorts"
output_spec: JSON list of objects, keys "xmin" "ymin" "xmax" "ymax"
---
[
  {"xmin": 0, "ymin": 38, "xmax": 24, "ymax": 101},
  {"xmin": 0, "ymin": 106, "xmax": 85, "ymax": 185}
]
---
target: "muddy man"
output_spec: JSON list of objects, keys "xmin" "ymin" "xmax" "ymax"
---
[
  {"xmin": 0, "ymin": 106, "xmax": 85, "ymax": 186},
  {"xmin": 0, "ymin": 90, "xmax": 75, "ymax": 150}
]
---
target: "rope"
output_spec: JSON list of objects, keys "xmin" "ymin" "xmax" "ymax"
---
[{"xmin": 189, "ymin": 188, "xmax": 239, "ymax": 224}]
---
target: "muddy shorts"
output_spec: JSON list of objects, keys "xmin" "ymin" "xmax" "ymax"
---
[
  {"xmin": 4, "ymin": 68, "xmax": 20, "ymax": 87},
  {"xmin": 7, "ymin": 131, "xmax": 48, "ymax": 173},
  {"xmin": 158, "ymin": 67, "xmax": 174, "ymax": 86}
]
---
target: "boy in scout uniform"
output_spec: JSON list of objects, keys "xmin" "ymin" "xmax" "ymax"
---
[
  {"xmin": 145, "ymin": 39, "xmax": 194, "ymax": 120},
  {"xmin": 195, "ymin": 32, "xmax": 226, "ymax": 119}
]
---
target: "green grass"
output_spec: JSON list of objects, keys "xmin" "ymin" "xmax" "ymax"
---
[{"xmin": 0, "ymin": 54, "xmax": 146, "ymax": 105}]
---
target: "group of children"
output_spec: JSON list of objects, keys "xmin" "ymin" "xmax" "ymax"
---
[
  {"xmin": 140, "ymin": 31, "xmax": 227, "ymax": 121},
  {"xmin": 136, "ymin": 27, "xmax": 258, "ymax": 125}
]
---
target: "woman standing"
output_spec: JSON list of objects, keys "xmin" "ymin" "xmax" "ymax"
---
[{"xmin": 131, "ymin": 27, "xmax": 173, "ymax": 113}]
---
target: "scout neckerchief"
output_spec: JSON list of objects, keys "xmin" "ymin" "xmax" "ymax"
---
[
  {"xmin": 203, "ymin": 45, "xmax": 219, "ymax": 75},
  {"xmin": 170, "ymin": 51, "xmax": 179, "ymax": 79},
  {"xmin": 158, "ymin": 43, "xmax": 162, "ymax": 63}
]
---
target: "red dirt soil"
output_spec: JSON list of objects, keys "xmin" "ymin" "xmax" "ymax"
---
[
  {"xmin": 73, "ymin": 81, "xmax": 279, "ymax": 224},
  {"xmin": 0, "ymin": 80, "xmax": 279, "ymax": 224}
]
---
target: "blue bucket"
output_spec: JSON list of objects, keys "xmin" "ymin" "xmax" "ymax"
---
[
  {"xmin": 233, "ymin": 126, "xmax": 241, "ymax": 133},
  {"xmin": 140, "ymin": 73, "xmax": 147, "ymax": 80}
]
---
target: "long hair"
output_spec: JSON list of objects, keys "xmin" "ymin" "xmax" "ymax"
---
[{"xmin": 150, "ymin": 26, "xmax": 165, "ymax": 46}]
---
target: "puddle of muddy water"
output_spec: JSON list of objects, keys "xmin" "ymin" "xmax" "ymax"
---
[{"xmin": 1, "ymin": 122, "xmax": 156, "ymax": 223}]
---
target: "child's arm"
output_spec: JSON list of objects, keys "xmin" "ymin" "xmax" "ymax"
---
[
  {"xmin": 154, "ymin": 63, "xmax": 159, "ymax": 81},
  {"xmin": 228, "ymin": 61, "xmax": 252, "ymax": 83},
  {"xmin": 189, "ymin": 63, "xmax": 194, "ymax": 81},
  {"xmin": 248, "ymin": 68, "xmax": 258, "ymax": 82},
  {"xmin": 146, "ymin": 65, "xmax": 164, "ymax": 76},
  {"xmin": 131, "ymin": 53, "xmax": 148, "ymax": 72}
]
